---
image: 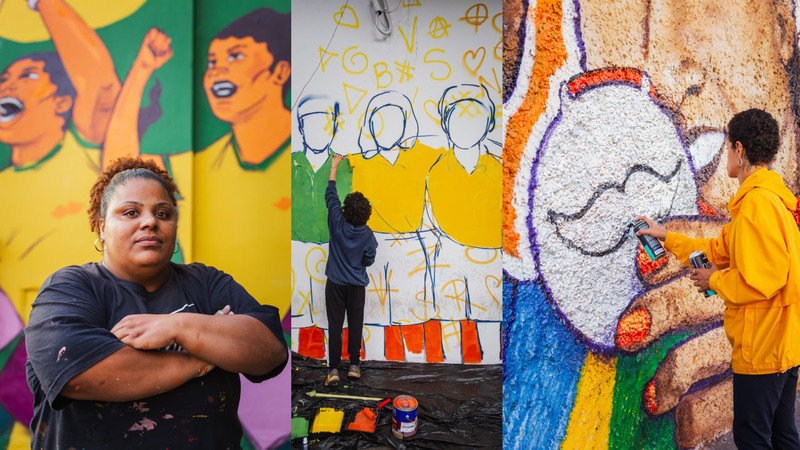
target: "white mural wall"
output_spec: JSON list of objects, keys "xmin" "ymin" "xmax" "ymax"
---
[{"xmin": 290, "ymin": 0, "xmax": 502, "ymax": 364}]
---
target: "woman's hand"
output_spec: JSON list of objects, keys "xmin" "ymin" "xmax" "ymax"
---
[
  {"xmin": 689, "ymin": 262, "xmax": 719, "ymax": 293},
  {"xmin": 331, "ymin": 153, "xmax": 345, "ymax": 167},
  {"xmin": 635, "ymin": 216, "xmax": 668, "ymax": 241},
  {"xmin": 111, "ymin": 314, "xmax": 178, "ymax": 350}
]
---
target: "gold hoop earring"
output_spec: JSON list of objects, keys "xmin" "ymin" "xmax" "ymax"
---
[
  {"xmin": 737, "ymin": 155, "xmax": 743, "ymax": 167},
  {"xmin": 94, "ymin": 238, "xmax": 104, "ymax": 252}
]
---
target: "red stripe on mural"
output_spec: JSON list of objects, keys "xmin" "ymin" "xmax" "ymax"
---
[
  {"xmin": 402, "ymin": 323, "xmax": 425, "ymax": 354},
  {"xmin": 341, "ymin": 327, "xmax": 366, "ymax": 360},
  {"xmin": 424, "ymin": 321, "xmax": 445, "ymax": 363},
  {"xmin": 298, "ymin": 326, "xmax": 326, "ymax": 359},
  {"xmin": 460, "ymin": 320, "xmax": 482, "ymax": 364},
  {"xmin": 384, "ymin": 325, "xmax": 406, "ymax": 361}
]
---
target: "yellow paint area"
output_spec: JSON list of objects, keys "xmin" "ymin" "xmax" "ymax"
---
[
  {"xmin": 8, "ymin": 421, "xmax": 31, "ymax": 450},
  {"xmin": 0, "ymin": 0, "xmax": 146, "ymax": 43},
  {"xmin": 561, "ymin": 351, "xmax": 617, "ymax": 449},
  {"xmin": 312, "ymin": 408, "xmax": 344, "ymax": 433}
]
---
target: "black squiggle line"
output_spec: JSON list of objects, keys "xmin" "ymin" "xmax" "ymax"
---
[{"xmin": 545, "ymin": 159, "xmax": 683, "ymax": 256}]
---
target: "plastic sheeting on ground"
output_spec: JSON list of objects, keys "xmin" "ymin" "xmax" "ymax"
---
[{"xmin": 291, "ymin": 353, "xmax": 502, "ymax": 449}]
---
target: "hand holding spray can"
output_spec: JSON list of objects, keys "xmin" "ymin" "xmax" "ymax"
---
[
  {"xmin": 633, "ymin": 219, "xmax": 666, "ymax": 261},
  {"xmin": 689, "ymin": 251, "xmax": 717, "ymax": 297}
]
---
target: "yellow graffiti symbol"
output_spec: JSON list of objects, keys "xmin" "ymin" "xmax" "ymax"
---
[
  {"xmin": 361, "ymin": 109, "xmax": 386, "ymax": 140},
  {"xmin": 494, "ymin": 39, "xmax": 502, "ymax": 60},
  {"xmin": 389, "ymin": 232, "xmax": 412, "ymax": 248},
  {"xmin": 463, "ymin": 47, "xmax": 486, "ymax": 75},
  {"xmin": 364, "ymin": 327, "xmax": 371, "ymax": 343},
  {"xmin": 305, "ymin": 246, "xmax": 328, "ymax": 283},
  {"xmin": 478, "ymin": 67, "xmax": 501, "ymax": 95},
  {"xmin": 492, "ymin": 12, "xmax": 502, "ymax": 33},
  {"xmin": 324, "ymin": 106, "xmax": 342, "ymax": 135},
  {"xmin": 342, "ymin": 83, "xmax": 369, "ymax": 114},
  {"xmin": 398, "ymin": 16, "xmax": 417, "ymax": 53},
  {"xmin": 441, "ymin": 317, "xmax": 461, "ymax": 351},
  {"xmin": 428, "ymin": 17, "xmax": 451, "ymax": 39},
  {"xmin": 367, "ymin": 270, "xmax": 399, "ymax": 315},
  {"xmin": 394, "ymin": 60, "xmax": 416, "ymax": 83},
  {"xmin": 424, "ymin": 49, "xmax": 451, "ymax": 81},
  {"xmin": 411, "ymin": 86, "xmax": 420, "ymax": 110},
  {"xmin": 408, "ymin": 243, "xmax": 451, "ymax": 276},
  {"xmin": 319, "ymin": 47, "xmax": 339, "ymax": 73},
  {"xmin": 465, "ymin": 247, "xmax": 498, "ymax": 264},
  {"xmin": 423, "ymin": 99, "xmax": 441, "ymax": 125},
  {"xmin": 297, "ymin": 289, "xmax": 318, "ymax": 317},
  {"xmin": 442, "ymin": 279, "xmax": 488, "ymax": 313},
  {"xmin": 402, "ymin": 0, "xmax": 422, "ymax": 6},
  {"xmin": 451, "ymin": 90, "xmax": 480, "ymax": 117},
  {"xmin": 485, "ymin": 275, "xmax": 501, "ymax": 306},
  {"xmin": 333, "ymin": 5, "xmax": 359, "ymax": 28},
  {"xmin": 374, "ymin": 62, "xmax": 393, "ymax": 89},
  {"xmin": 412, "ymin": 290, "xmax": 441, "ymax": 322},
  {"xmin": 342, "ymin": 46, "xmax": 369, "ymax": 74},
  {"xmin": 459, "ymin": 4, "xmax": 489, "ymax": 33},
  {"xmin": 290, "ymin": 267, "xmax": 296, "ymax": 294}
]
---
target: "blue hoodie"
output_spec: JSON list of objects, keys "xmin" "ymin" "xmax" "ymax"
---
[{"xmin": 325, "ymin": 180, "xmax": 378, "ymax": 286}]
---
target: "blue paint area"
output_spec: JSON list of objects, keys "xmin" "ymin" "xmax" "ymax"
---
[{"xmin": 503, "ymin": 276, "xmax": 586, "ymax": 449}]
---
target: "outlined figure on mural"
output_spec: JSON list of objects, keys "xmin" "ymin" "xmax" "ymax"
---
[
  {"xmin": 351, "ymin": 90, "xmax": 443, "ymax": 234},
  {"xmin": 427, "ymin": 83, "xmax": 501, "ymax": 249},
  {"xmin": 292, "ymin": 95, "xmax": 352, "ymax": 244},
  {"xmin": 503, "ymin": 0, "xmax": 800, "ymax": 447}
]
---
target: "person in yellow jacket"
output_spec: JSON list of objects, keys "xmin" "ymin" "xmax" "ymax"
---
[{"xmin": 637, "ymin": 108, "xmax": 800, "ymax": 448}]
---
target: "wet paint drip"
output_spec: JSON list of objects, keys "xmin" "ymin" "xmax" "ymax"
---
[{"xmin": 392, "ymin": 395, "xmax": 418, "ymax": 439}]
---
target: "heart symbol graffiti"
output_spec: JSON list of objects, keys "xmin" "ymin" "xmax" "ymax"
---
[
  {"xmin": 423, "ymin": 99, "xmax": 441, "ymax": 125},
  {"xmin": 333, "ymin": 5, "xmax": 359, "ymax": 29},
  {"xmin": 463, "ymin": 47, "xmax": 486, "ymax": 75}
]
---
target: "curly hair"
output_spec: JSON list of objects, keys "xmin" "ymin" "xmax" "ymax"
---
[
  {"xmin": 727, "ymin": 108, "xmax": 780, "ymax": 165},
  {"xmin": 88, "ymin": 157, "xmax": 180, "ymax": 233},
  {"xmin": 342, "ymin": 191, "xmax": 372, "ymax": 227}
]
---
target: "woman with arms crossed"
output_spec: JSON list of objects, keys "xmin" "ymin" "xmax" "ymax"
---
[
  {"xmin": 638, "ymin": 109, "xmax": 800, "ymax": 448},
  {"xmin": 25, "ymin": 157, "xmax": 287, "ymax": 448}
]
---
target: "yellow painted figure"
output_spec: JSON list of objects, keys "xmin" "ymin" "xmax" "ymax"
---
[
  {"xmin": 427, "ymin": 150, "xmax": 502, "ymax": 248},
  {"xmin": 350, "ymin": 142, "xmax": 442, "ymax": 234},
  {"xmin": 0, "ymin": 133, "xmax": 101, "ymax": 321}
]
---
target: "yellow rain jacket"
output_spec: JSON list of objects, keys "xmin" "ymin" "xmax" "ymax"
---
[{"xmin": 665, "ymin": 168, "xmax": 800, "ymax": 374}]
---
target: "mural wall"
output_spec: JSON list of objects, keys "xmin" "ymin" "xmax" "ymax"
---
[
  {"xmin": 503, "ymin": 0, "xmax": 800, "ymax": 448},
  {"xmin": 290, "ymin": 0, "xmax": 503, "ymax": 365},
  {"xmin": 0, "ymin": 0, "xmax": 290, "ymax": 448}
]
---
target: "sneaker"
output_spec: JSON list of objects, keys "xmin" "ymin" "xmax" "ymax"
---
[
  {"xmin": 325, "ymin": 369, "xmax": 340, "ymax": 386},
  {"xmin": 348, "ymin": 365, "xmax": 361, "ymax": 378}
]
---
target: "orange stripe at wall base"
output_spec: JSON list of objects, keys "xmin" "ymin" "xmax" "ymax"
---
[
  {"xmin": 424, "ymin": 321, "xmax": 445, "ymax": 363},
  {"xmin": 402, "ymin": 323, "xmax": 426, "ymax": 354},
  {"xmin": 298, "ymin": 326, "xmax": 326, "ymax": 360},
  {"xmin": 460, "ymin": 320, "xmax": 482, "ymax": 364},
  {"xmin": 384, "ymin": 325, "xmax": 406, "ymax": 361}
]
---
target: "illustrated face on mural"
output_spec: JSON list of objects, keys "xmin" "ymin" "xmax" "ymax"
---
[
  {"xmin": 0, "ymin": 58, "xmax": 71, "ymax": 145},
  {"xmin": 357, "ymin": 91, "xmax": 418, "ymax": 158},
  {"xmin": 531, "ymin": 71, "xmax": 698, "ymax": 350},
  {"xmin": 581, "ymin": 0, "xmax": 798, "ymax": 212},
  {"xmin": 297, "ymin": 96, "xmax": 339, "ymax": 154},
  {"xmin": 370, "ymin": 104, "xmax": 405, "ymax": 150},
  {"xmin": 204, "ymin": 36, "xmax": 287, "ymax": 124},
  {"xmin": 438, "ymin": 84, "xmax": 495, "ymax": 151}
]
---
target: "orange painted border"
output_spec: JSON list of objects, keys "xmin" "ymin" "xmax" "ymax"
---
[{"xmin": 298, "ymin": 326, "xmax": 326, "ymax": 360}]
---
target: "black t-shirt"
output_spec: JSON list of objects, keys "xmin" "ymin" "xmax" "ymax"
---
[{"xmin": 24, "ymin": 262, "xmax": 287, "ymax": 449}]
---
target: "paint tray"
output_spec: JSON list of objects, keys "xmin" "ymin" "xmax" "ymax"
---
[
  {"xmin": 344, "ymin": 406, "xmax": 382, "ymax": 434},
  {"xmin": 310, "ymin": 407, "xmax": 345, "ymax": 434}
]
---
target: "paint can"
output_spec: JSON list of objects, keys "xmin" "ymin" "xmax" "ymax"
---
[
  {"xmin": 391, "ymin": 395, "xmax": 418, "ymax": 438},
  {"xmin": 689, "ymin": 250, "xmax": 717, "ymax": 297}
]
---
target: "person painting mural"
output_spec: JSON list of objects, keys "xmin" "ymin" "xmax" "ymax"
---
[
  {"xmin": 637, "ymin": 109, "xmax": 800, "ymax": 448},
  {"xmin": 325, "ymin": 154, "xmax": 378, "ymax": 386},
  {"xmin": 25, "ymin": 157, "xmax": 288, "ymax": 448}
]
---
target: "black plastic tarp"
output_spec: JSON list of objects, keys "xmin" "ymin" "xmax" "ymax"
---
[{"xmin": 291, "ymin": 353, "xmax": 502, "ymax": 449}]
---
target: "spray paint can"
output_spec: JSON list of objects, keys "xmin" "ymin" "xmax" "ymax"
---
[
  {"xmin": 689, "ymin": 251, "xmax": 717, "ymax": 297},
  {"xmin": 633, "ymin": 220, "xmax": 667, "ymax": 261},
  {"xmin": 392, "ymin": 395, "xmax": 418, "ymax": 438}
]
